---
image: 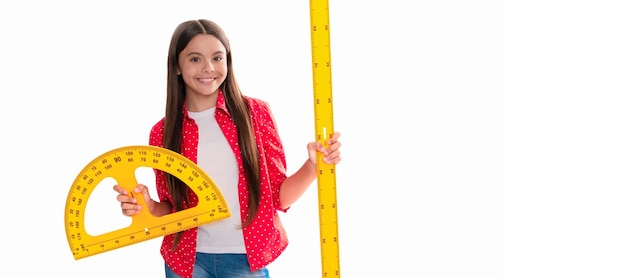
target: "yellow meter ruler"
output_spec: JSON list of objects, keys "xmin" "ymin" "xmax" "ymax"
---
[
  {"xmin": 65, "ymin": 145, "xmax": 230, "ymax": 260},
  {"xmin": 309, "ymin": 0, "xmax": 340, "ymax": 277}
]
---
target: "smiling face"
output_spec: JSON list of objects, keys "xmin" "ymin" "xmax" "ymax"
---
[{"xmin": 178, "ymin": 34, "xmax": 228, "ymax": 111}]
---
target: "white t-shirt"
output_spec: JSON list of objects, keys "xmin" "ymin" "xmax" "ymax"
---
[{"xmin": 188, "ymin": 107, "xmax": 245, "ymax": 253}]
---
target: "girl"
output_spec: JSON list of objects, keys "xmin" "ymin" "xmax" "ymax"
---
[{"xmin": 113, "ymin": 19, "xmax": 342, "ymax": 278}]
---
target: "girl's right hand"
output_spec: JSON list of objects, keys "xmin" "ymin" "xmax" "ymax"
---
[{"xmin": 113, "ymin": 184, "xmax": 154, "ymax": 216}]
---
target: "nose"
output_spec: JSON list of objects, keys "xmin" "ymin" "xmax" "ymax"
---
[{"xmin": 203, "ymin": 61, "xmax": 215, "ymax": 73}]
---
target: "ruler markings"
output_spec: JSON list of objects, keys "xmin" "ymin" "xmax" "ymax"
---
[{"xmin": 310, "ymin": 0, "xmax": 340, "ymax": 277}]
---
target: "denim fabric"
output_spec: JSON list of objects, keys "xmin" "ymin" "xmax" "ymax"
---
[{"xmin": 165, "ymin": 253, "xmax": 270, "ymax": 278}]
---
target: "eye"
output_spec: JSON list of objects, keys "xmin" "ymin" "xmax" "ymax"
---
[
  {"xmin": 214, "ymin": 56, "xmax": 223, "ymax": 62},
  {"xmin": 191, "ymin": 57, "xmax": 200, "ymax": 62}
]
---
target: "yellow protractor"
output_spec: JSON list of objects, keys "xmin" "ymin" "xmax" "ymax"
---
[
  {"xmin": 309, "ymin": 0, "xmax": 340, "ymax": 277},
  {"xmin": 65, "ymin": 145, "xmax": 230, "ymax": 260}
]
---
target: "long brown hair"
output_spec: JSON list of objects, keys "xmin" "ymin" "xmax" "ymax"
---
[{"xmin": 163, "ymin": 19, "xmax": 261, "ymax": 250}]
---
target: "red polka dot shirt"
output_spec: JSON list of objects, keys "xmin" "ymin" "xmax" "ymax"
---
[{"xmin": 149, "ymin": 91, "xmax": 290, "ymax": 277}]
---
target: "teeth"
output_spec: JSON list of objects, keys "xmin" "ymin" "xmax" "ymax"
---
[{"xmin": 199, "ymin": 78, "xmax": 215, "ymax": 82}]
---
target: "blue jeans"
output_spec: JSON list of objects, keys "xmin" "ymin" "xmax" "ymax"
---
[{"xmin": 165, "ymin": 253, "xmax": 270, "ymax": 278}]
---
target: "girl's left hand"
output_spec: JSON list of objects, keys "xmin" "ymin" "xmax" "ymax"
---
[{"xmin": 307, "ymin": 131, "xmax": 342, "ymax": 165}]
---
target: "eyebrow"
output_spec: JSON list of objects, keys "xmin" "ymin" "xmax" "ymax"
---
[{"xmin": 185, "ymin": 51, "xmax": 225, "ymax": 57}]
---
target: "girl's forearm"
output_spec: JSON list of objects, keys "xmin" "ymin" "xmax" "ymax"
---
[
  {"xmin": 279, "ymin": 159, "xmax": 317, "ymax": 209},
  {"xmin": 149, "ymin": 199, "xmax": 173, "ymax": 217}
]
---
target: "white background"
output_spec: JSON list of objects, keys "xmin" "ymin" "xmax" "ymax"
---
[{"xmin": 0, "ymin": 0, "xmax": 623, "ymax": 277}]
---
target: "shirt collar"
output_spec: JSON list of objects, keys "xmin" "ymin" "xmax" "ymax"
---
[{"xmin": 215, "ymin": 89, "xmax": 230, "ymax": 116}]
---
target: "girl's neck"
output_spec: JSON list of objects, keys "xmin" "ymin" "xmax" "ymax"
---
[{"xmin": 186, "ymin": 93, "xmax": 218, "ymax": 112}]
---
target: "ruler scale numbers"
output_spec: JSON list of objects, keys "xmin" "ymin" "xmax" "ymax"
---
[
  {"xmin": 310, "ymin": 0, "xmax": 340, "ymax": 277},
  {"xmin": 65, "ymin": 145, "xmax": 231, "ymax": 259}
]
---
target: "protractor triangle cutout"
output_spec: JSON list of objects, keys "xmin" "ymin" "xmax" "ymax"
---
[{"xmin": 65, "ymin": 145, "xmax": 231, "ymax": 260}]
